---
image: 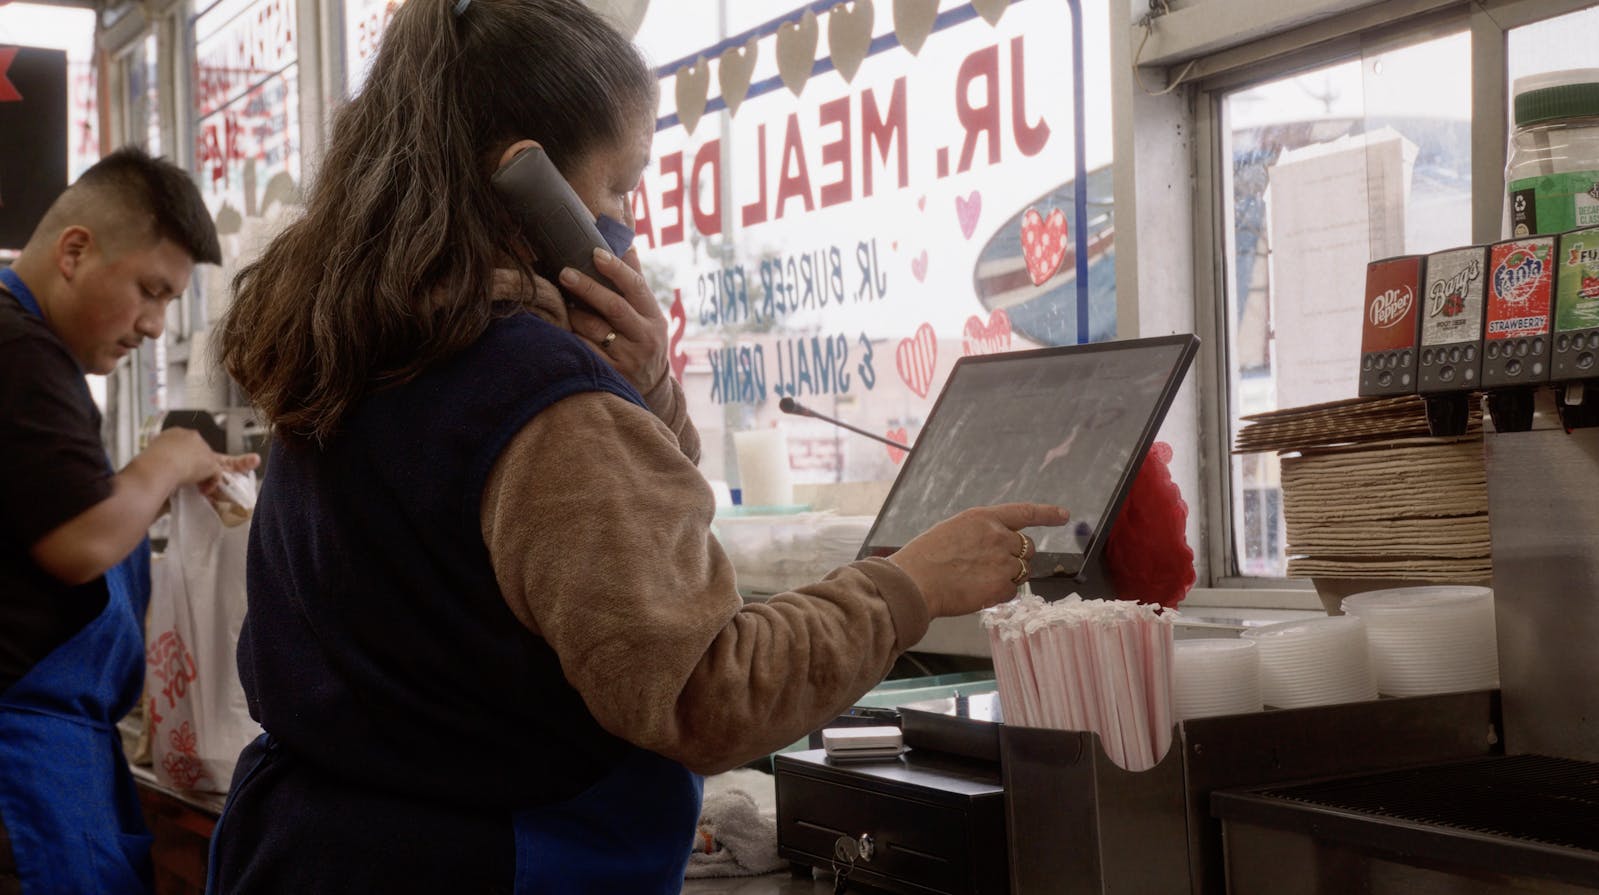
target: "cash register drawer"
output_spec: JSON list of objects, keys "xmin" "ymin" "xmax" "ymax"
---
[{"xmin": 775, "ymin": 749, "xmax": 1008, "ymax": 895}]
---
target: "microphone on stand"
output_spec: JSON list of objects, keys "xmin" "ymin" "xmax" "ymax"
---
[{"xmin": 778, "ymin": 397, "xmax": 914, "ymax": 454}]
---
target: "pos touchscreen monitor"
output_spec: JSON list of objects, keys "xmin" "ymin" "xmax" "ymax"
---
[{"xmin": 857, "ymin": 334, "xmax": 1199, "ymax": 596}]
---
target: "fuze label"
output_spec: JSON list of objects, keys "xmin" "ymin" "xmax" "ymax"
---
[
  {"xmin": 1362, "ymin": 256, "xmax": 1422, "ymax": 354},
  {"xmin": 1421, "ymin": 248, "xmax": 1485, "ymax": 347},
  {"xmin": 1486, "ymin": 239, "xmax": 1553, "ymax": 339},
  {"xmin": 1556, "ymin": 227, "xmax": 1599, "ymax": 333}
]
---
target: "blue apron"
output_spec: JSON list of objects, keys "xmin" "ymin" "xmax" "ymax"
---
[
  {"xmin": 207, "ymin": 732, "xmax": 702, "ymax": 893},
  {"xmin": 508, "ymin": 748, "xmax": 703, "ymax": 893},
  {"xmin": 0, "ymin": 271, "xmax": 155, "ymax": 894}
]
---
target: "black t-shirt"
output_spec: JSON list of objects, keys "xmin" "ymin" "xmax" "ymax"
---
[{"xmin": 0, "ymin": 283, "xmax": 115, "ymax": 694}]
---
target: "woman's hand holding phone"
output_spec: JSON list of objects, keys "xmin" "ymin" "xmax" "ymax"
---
[{"xmin": 558, "ymin": 247, "xmax": 670, "ymax": 394}]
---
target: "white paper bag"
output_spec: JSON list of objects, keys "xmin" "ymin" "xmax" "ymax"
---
[{"xmin": 145, "ymin": 481, "xmax": 262, "ymax": 792}]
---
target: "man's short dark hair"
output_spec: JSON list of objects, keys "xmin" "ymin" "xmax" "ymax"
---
[{"xmin": 72, "ymin": 146, "xmax": 221, "ymax": 265}]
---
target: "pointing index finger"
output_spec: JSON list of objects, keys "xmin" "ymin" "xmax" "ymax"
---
[{"xmin": 986, "ymin": 503, "xmax": 1071, "ymax": 530}]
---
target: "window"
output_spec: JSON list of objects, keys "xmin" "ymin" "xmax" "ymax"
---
[
  {"xmin": 192, "ymin": 0, "xmax": 301, "ymax": 227},
  {"xmin": 1508, "ymin": 5, "xmax": 1599, "ymax": 87},
  {"xmin": 116, "ymin": 32, "xmax": 162, "ymax": 156},
  {"xmin": 343, "ymin": 0, "xmax": 403, "ymax": 95},
  {"xmin": 190, "ymin": 0, "xmax": 301, "ymax": 341},
  {"xmin": 1218, "ymin": 33, "xmax": 1472, "ymax": 578},
  {"xmin": 636, "ymin": 0, "xmax": 1116, "ymax": 500}
]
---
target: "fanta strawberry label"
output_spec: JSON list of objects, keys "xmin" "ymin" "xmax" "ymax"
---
[{"xmin": 1486, "ymin": 238, "xmax": 1554, "ymax": 340}]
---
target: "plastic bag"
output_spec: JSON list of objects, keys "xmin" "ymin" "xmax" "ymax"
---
[
  {"xmin": 145, "ymin": 480, "xmax": 262, "ymax": 792},
  {"xmin": 1103, "ymin": 442, "xmax": 1197, "ymax": 608}
]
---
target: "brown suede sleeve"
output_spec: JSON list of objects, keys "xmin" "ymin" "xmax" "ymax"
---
[
  {"xmin": 480, "ymin": 391, "xmax": 928, "ymax": 775},
  {"xmin": 639, "ymin": 371, "xmax": 700, "ymax": 464}
]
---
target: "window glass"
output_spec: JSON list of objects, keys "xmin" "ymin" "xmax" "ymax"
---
[
  {"xmin": 1222, "ymin": 32, "xmax": 1471, "ymax": 576},
  {"xmin": 1508, "ymin": 5, "xmax": 1599, "ymax": 88},
  {"xmin": 191, "ymin": 0, "xmax": 301, "ymax": 327},
  {"xmin": 121, "ymin": 33, "xmax": 162, "ymax": 155},
  {"xmin": 343, "ymin": 0, "xmax": 402, "ymax": 95},
  {"xmin": 636, "ymin": 0, "xmax": 1115, "ymax": 501}
]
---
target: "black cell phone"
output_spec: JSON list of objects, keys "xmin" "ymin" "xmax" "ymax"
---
[{"xmin": 490, "ymin": 145, "xmax": 620, "ymax": 296}]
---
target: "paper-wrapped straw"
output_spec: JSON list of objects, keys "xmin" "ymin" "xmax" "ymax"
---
[
  {"xmin": 1053, "ymin": 624, "xmax": 1089, "ymax": 732},
  {"xmin": 1115, "ymin": 618, "xmax": 1155, "ymax": 771},
  {"xmin": 987, "ymin": 618, "xmax": 1037, "ymax": 726},
  {"xmin": 986, "ymin": 594, "xmax": 1183, "ymax": 772},
  {"xmin": 1070, "ymin": 620, "xmax": 1104, "ymax": 746},
  {"xmin": 987, "ymin": 623, "xmax": 1024, "ymax": 726},
  {"xmin": 1144, "ymin": 612, "xmax": 1175, "ymax": 763},
  {"xmin": 1025, "ymin": 615, "xmax": 1069, "ymax": 730},
  {"xmin": 1085, "ymin": 618, "xmax": 1129, "ymax": 768},
  {"xmin": 1013, "ymin": 628, "xmax": 1047, "ymax": 727}
]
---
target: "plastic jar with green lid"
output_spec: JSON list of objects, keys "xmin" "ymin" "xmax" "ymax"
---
[{"xmin": 1506, "ymin": 68, "xmax": 1599, "ymax": 237}]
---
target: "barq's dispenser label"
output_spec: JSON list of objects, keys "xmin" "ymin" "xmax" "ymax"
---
[
  {"xmin": 1552, "ymin": 226, "xmax": 1599, "ymax": 382},
  {"xmin": 1482, "ymin": 236, "xmax": 1555, "ymax": 387},
  {"xmin": 1418, "ymin": 246, "xmax": 1488, "ymax": 394},
  {"xmin": 1360, "ymin": 255, "xmax": 1425, "ymax": 397}
]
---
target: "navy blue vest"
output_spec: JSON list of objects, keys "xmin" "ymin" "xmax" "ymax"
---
[{"xmin": 239, "ymin": 312, "xmax": 647, "ymax": 808}]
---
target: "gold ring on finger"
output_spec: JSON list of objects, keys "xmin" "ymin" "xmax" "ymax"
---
[
  {"xmin": 601, "ymin": 330, "xmax": 618, "ymax": 350},
  {"xmin": 1010, "ymin": 555, "xmax": 1030, "ymax": 586},
  {"xmin": 1015, "ymin": 530, "xmax": 1031, "ymax": 559}
]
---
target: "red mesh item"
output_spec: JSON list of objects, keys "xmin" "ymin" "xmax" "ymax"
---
[{"xmin": 1103, "ymin": 442, "xmax": 1195, "ymax": 608}]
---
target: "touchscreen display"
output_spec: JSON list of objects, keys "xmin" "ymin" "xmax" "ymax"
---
[{"xmin": 861, "ymin": 336, "xmax": 1197, "ymax": 570}]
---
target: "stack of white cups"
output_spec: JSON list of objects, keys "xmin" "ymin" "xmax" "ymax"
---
[
  {"xmin": 1242, "ymin": 616, "xmax": 1378, "ymax": 709},
  {"xmin": 1340, "ymin": 586, "xmax": 1499, "ymax": 696},
  {"xmin": 1172, "ymin": 639, "xmax": 1263, "ymax": 719}
]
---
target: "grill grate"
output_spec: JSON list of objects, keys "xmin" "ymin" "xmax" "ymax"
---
[{"xmin": 1257, "ymin": 754, "xmax": 1599, "ymax": 853}]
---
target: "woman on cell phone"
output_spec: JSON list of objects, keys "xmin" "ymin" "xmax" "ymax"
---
[{"xmin": 206, "ymin": 1, "xmax": 1068, "ymax": 890}]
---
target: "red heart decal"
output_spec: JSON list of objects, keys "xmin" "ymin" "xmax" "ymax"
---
[
  {"xmin": 911, "ymin": 251, "xmax": 929, "ymax": 282},
  {"xmin": 961, "ymin": 308, "xmax": 1012, "ymax": 356},
  {"xmin": 886, "ymin": 428, "xmax": 909, "ymax": 465},
  {"xmin": 895, "ymin": 323, "xmax": 938, "ymax": 398},
  {"xmin": 956, "ymin": 190, "xmax": 982, "ymax": 240},
  {"xmin": 1021, "ymin": 207, "xmax": 1068, "ymax": 286}
]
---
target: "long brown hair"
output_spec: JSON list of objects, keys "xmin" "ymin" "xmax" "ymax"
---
[{"xmin": 219, "ymin": 0, "xmax": 653, "ymax": 442}]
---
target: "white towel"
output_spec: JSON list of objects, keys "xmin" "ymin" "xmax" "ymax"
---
[{"xmin": 684, "ymin": 769, "xmax": 786, "ymax": 878}]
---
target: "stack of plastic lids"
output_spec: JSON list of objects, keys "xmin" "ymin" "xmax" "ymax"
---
[
  {"xmin": 1242, "ymin": 616, "xmax": 1378, "ymax": 709},
  {"xmin": 1340, "ymin": 586, "xmax": 1499, "ymax": 696},
  {"xmin": 1173, "ymin": 639, "xmax": 1263, "ymax": 720}
]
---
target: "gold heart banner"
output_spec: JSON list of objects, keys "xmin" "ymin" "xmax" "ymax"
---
[
  {"xmin": 717, "ymin": 37, "xmax": 759, "ymax": 116},
  {"xmin": 665, "ymin": 0, "xmax": 1012, "ymax": 129},
  {"xmin": 674, "ymin": 56, "xmax": 709, "ymax": 134},
  {"xmin": 827, "ymin": 0, "xmax": 873, "ymax": 84},
  {"xmin": 775, "ymin": 9, "xmax": 819, "ymax": 97},
  {"xmin": 972, "ymin": 0, "xmax": 1008, "ymax": 26},
  {"xmin": 893, "ymin": 0, "xmax": 938, "ymax": 56}
]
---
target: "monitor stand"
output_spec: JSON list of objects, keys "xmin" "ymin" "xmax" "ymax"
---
[{"xmin": 1030, "ymin": 552, "xmax": 1115, "ymax": 602}]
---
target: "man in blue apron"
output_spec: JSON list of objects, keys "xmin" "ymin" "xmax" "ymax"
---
[{"xmin": 0, "ymin": 147, "xmax": 256, "ymax": 894}]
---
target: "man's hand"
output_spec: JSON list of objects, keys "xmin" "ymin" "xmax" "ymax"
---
[{"xmin": 30, "ymin": 431, "xmax": 260, "ymax": 585}]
